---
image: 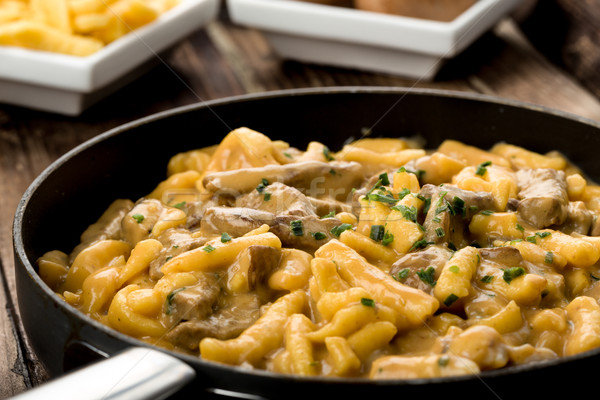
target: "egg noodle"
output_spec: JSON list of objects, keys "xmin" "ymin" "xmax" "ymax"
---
[
  {"xmin": 0, "ymin": 0, "xmax": 179, "ymax": 56},
  {"xmin": 39, "ymin": 127, "xmax": 600, "ymax": 378}
]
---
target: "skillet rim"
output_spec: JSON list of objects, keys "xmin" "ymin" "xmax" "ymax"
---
[{"xmin": 12, "ymin": 86, "xmax": 600, "ymax": 389}]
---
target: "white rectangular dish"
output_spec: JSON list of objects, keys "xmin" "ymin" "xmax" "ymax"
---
[
  {"xmin": 227, "ymin": 0, "xmax": 523, "ymax": 80},
  {"xmin": 0, "ymin": 0, "xmax": 219, "ymax": 115}
]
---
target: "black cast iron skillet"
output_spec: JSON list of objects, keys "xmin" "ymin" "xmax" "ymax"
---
[{"xmin": 13, "ymin": 87, "xmax": 600, "ymax": 399}]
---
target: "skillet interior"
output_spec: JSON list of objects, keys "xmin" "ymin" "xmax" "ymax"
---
[{"xmin": 13, "ymin": 87, "xmax": 600, "ymax": 399}]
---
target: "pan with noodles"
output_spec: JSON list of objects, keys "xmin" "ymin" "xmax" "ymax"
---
[{"xmin": 13, "ymin": 87, "xmax": 600, "ymax": 399}]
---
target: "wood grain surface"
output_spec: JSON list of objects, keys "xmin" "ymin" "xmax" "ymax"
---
[{"xmin": 1, "ymin": 7, "xmax": 600, "ymax": 398}]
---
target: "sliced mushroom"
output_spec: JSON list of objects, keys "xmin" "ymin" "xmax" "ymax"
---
[
  {"xmin": 516, "ymin": 168, "xmax": 569, "ymax": 228},
  {"xmin": 164, "ymin": 293, "xmax": 261, "ymax": 351},
  {"xmin": 389, "ymin": 245, "xmax": 453, "ymax": 294},
  {"xmin": 199, "ymin": 206, "xmax": 342, "ymax": 253},
  {"xmin": 226, "ymin": 245, "xmax": 282, "ymax": 294},
  {"xmin": 202, "ymin": 160, "xmax": 367, "ymax": 201},
  {"xmin": 420, "ymin": 184, "xmax": 495, "ymax": 244}
]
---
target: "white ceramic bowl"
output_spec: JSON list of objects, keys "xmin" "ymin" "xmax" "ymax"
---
[
  {"xmin": 0, "ymin": 0, "xmax": 219, "ymax": 115},
  {"xmin": 227, "ymin": 0, "xmax": 522, "ymax": 79}
]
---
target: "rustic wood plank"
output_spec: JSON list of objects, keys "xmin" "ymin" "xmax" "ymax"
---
[
  {"xmin": 0, "ymin": 270, "xmax": 29, "ymax": 398},
  {"xmin": 519, "ymin": 0, "xmax": 600, "ymax": 100},
  {"xmin": 464, "ymin": 19, "xmax": 600, "ymax": 121}
]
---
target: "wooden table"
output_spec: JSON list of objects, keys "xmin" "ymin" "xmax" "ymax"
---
[{"xmin": 2, "ymin": 5, "xmax": 600, "ymax": 398}]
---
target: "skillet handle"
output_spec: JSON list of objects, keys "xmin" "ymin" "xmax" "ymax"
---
[{"xmin": 12, "ymin": 347, "xmax": 196, "ymax": 400}]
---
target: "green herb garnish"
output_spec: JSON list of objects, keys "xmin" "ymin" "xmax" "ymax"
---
[
  {"xmin": 392, "ymin": 204, "xmax": 418, "ymax": 223},
  {"xmin": 321, "ymin": 211, "xmax": 336, "ymax": 219},
  {"xmin": 256, "ymin": 178, "xmax": 269, "ymax": 193},
  {"xmin": 165, "ymin": 287, "xmax": 187, "ymax": 315},
  {"xmin": 382, "ymin": 231, "xmax": 394, "ymax": 246},
  {"xmin": 443, "ymin": 293, "xmax": 459, "ymax": 307},
  {"xmin": 330, "ymin": 223, "xmax": 353, "ymax": 237},
  {"xmin": 202, "ymin": 244, "xmax": 216, "ymax": 253},
  {"xmin": 526, "ymin": 235, "xmax": 537, "ymax": 244},
  {"xmin": 311, "ymin": 232, "xmax": 327, "ymax": 240},
  {"xmin": 416, "ymin": 266, "xmax": 436, "ymax": 287},
  {"xmin": 360, "ymin": 298, "xmax": 376, "ymax": 307},
  {"xmin": 516, "ymin": 224, "xmax": 524, "ymax": 232},
  {"xmin": 544, "ymin": 251, "xmax": 554, "ymax": 265},
  {"xmin": 221, "ymin": 232, "xmax": 232, "ymax": 243},
  {"xmin": 394, "ymin": 268, "xmax": 410, "ymax": 281},
  {"xmin": 503, "ymin": 267, "xmax": 526, "ymax": 284},
  {"xmin": 475, "ymin": 161, "xmax": 492, "ymax": 176},
  {"xmin": 435, "ymin": 227, "xmax": 445, "ymax": 238},
  {"xmin": 323, "ymin": 146, "xmax": 335, "ymax": 161},
  {"xmin": 173, "ymin": 201, "xmax": 186, "ymax": 209},
  {"xmin": 132, "ymin": 213, "xmax": 144, "ymax": 223},
  {"xmin": 370, "ymin": 225, "xmax": 385, "ymax": 242},
  {"xmin": 379, "ymin": 172, "xmax": 390, "ymax": 186},
  {"xmin": 410, "ymin": 239, "xmax": 434, "ymax": 251},
  {"xmin": 398, "ymin": 188, "xmax": 411, "ymax": 200},
  {"xmin": 367, "ymin": 192, "xmax": 398, "ymax": 204},
  {"xmin": 480, "ymin": 275, "xmax": 494, "ymax": 284},
  {"xmin": 290, "ymin": 220, "xmax": 304, "ymax": 236}
]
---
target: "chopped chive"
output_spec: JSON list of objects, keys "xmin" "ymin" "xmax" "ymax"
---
[
  {"xmin": 173, "ymin": 201, "xmax": 186, "ymax": 209},
  {"xmin": 416, "ymin": 266, "xmax": 436, "ymax": 287},
  {"xmin": 452, "ymin": 196, "xmax": 466, "ymax": 217},
  {"xmin": 409, "ymin": 239, "xmax": 434, "ymax": 251},
  {"xmin": 526, "ymin": 235, "xmax": 537, "ymax": 244},
  {"xmin": 398, "ymin": 188, "xmax": 411, "ymax": 200},
  {"xmin": 221, "ymin": 232, "xmax": 232, "ymax": 243},
  {"xmin": 398, "ymin": 167, "xmax": 425, "ymax": 180},
  {"xmin": 438, "ymin": 356, "xmax": 450, "ymax": 367},
  {"xmin": 544, "ymin": 251, "xmax": 554, "ymax": 265},
  {"xmin": 165, "ymin": 287, "xmax": 187, "ymax": 315},
  {"xmin": 263, "ymin": 192, "xmax": 271, "ymax": 201},
  {"xmin": 290, "ymin": 220, "xmax": 304, "ymax": 236},
  {"xmin": 443, "ymin": 293, "xmax": 459, "ymax": 307},
  {"xmin": 469, "ymin": 205, "xmax": 479, "ymax": 213},
  {"xmin": 475, "ymin": 161, "xmax": 492, "ymax": 176},
  {"xmin": 503, "ymin": 267, "xmax": 526, "ymax": 284},
  {"xmin": 202, "ymin": 244, "xmax": 216, "ymax": 253},
  {"xmin": 448, "ymin": 265, "xmax": 459, "ymax": 274},
  {"xmin": 435, "ymin": 227, "xmax": 445, "ymax": 238},
  {"xmin": 367, "ymin": 192, "xmax": 398, "ymax": 204},
  {"xmin": 516, "ymin": 223, "xmax": 524, "ymax": 232},
  {"xmin": 480, "ymin": 275, "xmax": 494, "ymax": 283},
  {"xmin": 392, "ymin": 204, "xmax": 418, "ymax": 223},
  {"xmin": 132, "ymin": 213, "xmax": 144, "ymax": 223},
  {"xmin": 330, "ymin": 223, "xmax": 353, "ymax": 237},
  {"xmin": 435, "ymin": 205, "xmax": 448, "ymax": 215},
  {"xmin": 256, "ymin": 178, "xmax": 269, "ymax": 193},
  {"xmin": 394, "ymin": 268, "xmax": 410, "ymax": 281},
  {"xmin": 321, "ymin": 211, "xmax": 336, "ymax": 219},
  {"xmin": 591, "ymin": 273, "xmax": 600, "ymax": 281},
  {"xmin": 361, "ymin": 298, "xmax": 375, "ymax": 307},
  {"xmin": 432, "ymin": 217, "xmax": 441, "ymax": 223},
  {"xmin": 448, "ymin": 242, "xmax": 457, "ymax": 251},
  {"xmin": 283, "ymin": 152, "xmax": 292, "ymax": 159},
  {"xmin": 370, "ymin": 225, "xmax": 385, "ymax": 242},
  {"xmin": 379, "ymin": 172, "xmax": 390, "ymax": 186},
  {"xmin": 323, "ymin": 146, "xmax": 335, "ymax": 161},
  {"xmin": 536, "ymin": 231, "xmax": 551, "ymax": 239},
  {"xmin": 165, "ymin": 256, "xmax": 173, "ymax": 262},
  {"xmin": 311, "ymin": 231, "xmax": 327, "ymax": 240},
  {"xmin": 382, "ymin": 231, "xmax": 394, "ymax": 246},
  {"xmin": 481, "ymin": 210, "xmax": 495, "ymax": 216}
]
